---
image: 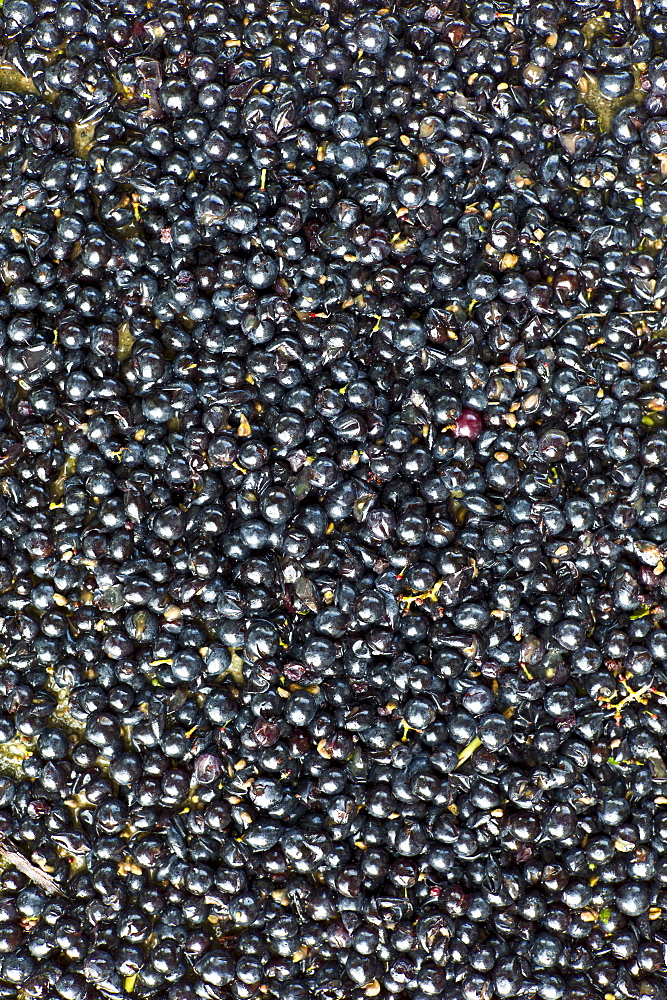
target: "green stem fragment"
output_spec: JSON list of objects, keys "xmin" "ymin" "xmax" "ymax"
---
[{"xmin": 455, "ymin": 707, "xmax": 515, "ymax": 770}]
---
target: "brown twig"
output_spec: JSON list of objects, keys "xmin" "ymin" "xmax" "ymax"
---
[{"xmin": 0, "ymin": 838, "xmax": 67, "ymax": 897}]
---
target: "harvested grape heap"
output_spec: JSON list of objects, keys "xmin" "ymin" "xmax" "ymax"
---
[{"xmin": 3, "ymin": 0, "xmax": 667, "ymax": 997}]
